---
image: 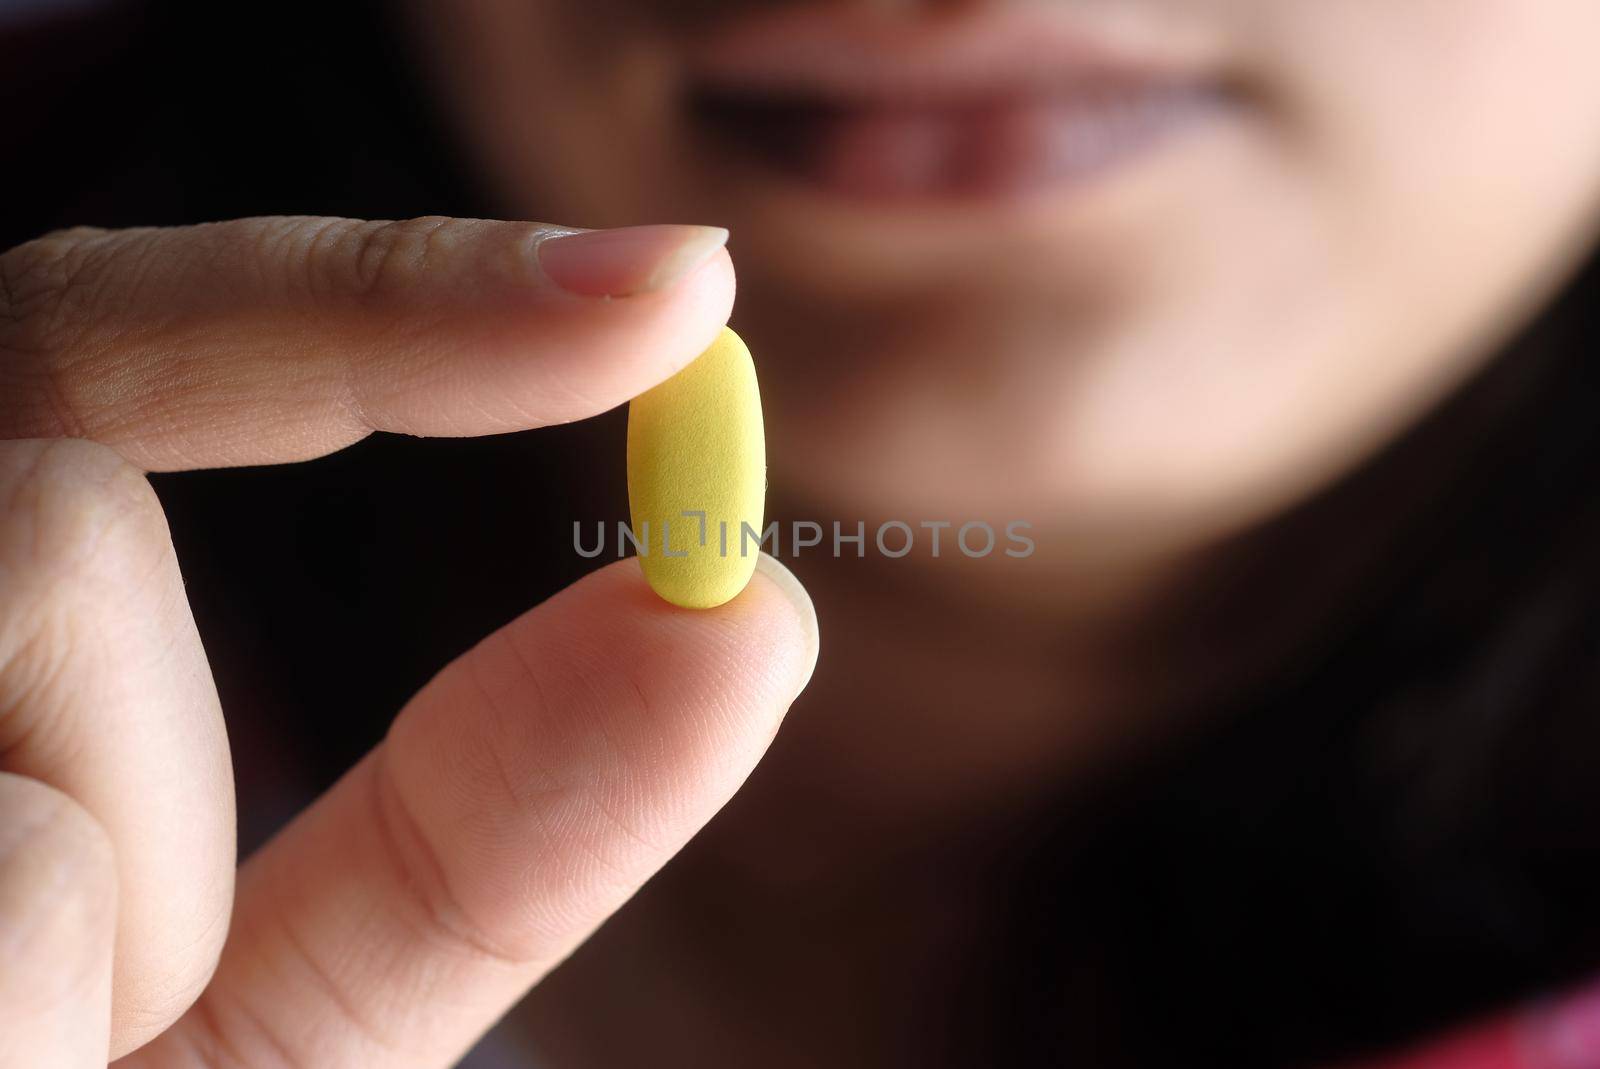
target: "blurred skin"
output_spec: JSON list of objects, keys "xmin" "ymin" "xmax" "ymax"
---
[
  {"xmin": 413, "ymin": 0, "xmax": 1600, "ymax": 536},
  {"xmin": 395, "ymin": 0, "xmax": 1600, "ymax": 1065},
  {"xmin": 402, "ymin": 0, "xmax": 1600, "ymax": 817}
]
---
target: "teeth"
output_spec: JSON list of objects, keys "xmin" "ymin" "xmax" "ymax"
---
[
  {"xmin": 694, "ymin": 80, "xmax": 1220, "ymax": 198},
  {"xmin": 1034, "ymin": 85, "xmax": 1204, "ymax": 182}
]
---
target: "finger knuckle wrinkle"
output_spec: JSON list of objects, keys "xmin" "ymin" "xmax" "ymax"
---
[
  {"xmin": 0, "ymin": 439, "xmax": 167, "ymax": 588},
  {"xmin": 127, "ymin": 916, "xmax": 228, "ymax": 1037},
  {"xmin": 0, "ymin": 227, "xmax": 115, "ymax": 361},
  {"xmin": 0, "ymin": 620, "xmax": 83, "ymax": 760},
  {"xmin": 181, "ymin": 987, "xmax": 300, "ymax": 1069},
  {"xmin": 345, "ymin": 215, "xmax": 456, "ymax": 298},
  {"xmin": 269, "ymin": 909, "xmax": 397, "ymax": 1060},
  {"xmin": 257, "ymin": 215, "xmax": 352, "ymax": 304},
  {"xmin": 371, "ymin": 749, "xmax": 544, "ymax": 968}
]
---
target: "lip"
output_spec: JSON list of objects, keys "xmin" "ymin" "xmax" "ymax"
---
[
  {"xmin": 680, "ymin": 5, "xmax": 1236, "ymax": 202},
  {"xmin": 684, "ymin": 4, "xmax": 1229, "ymax": 105}
]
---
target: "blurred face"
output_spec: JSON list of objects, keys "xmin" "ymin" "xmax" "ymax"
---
[{"xmin": 410, "ymin": 0, "xmax": 1600, "ymax": 555}]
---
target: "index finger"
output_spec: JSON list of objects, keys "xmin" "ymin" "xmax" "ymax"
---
[{"xmin": 0, "ymin": 217, "xmax": 734, "ymax": 471}]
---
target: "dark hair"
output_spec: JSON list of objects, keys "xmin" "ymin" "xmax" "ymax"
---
[
  {"xmin": 10, "ymin": 4, "xmax": 1600, "ymax": 1066},
  {"xmin": 986, "ymin": 250, "xmax": 1600, "ymax": 1066}
]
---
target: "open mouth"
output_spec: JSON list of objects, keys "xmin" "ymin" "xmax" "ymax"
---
[
  {"xmin": 682, "ymin": 5, "xmax": 1233, "ymax": 201},
  {"xmin": 688, "ymin": 82, "xmax": 1223, "ymax": 200}
]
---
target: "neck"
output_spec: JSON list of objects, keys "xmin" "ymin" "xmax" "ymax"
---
[
  {"xmin": 517, "ymin": 525, "xmax": 1287, "ymax": 1068},
  {"xmin": 518, "ymin": 355, "xmax": 1523, "ymax": 1065}
]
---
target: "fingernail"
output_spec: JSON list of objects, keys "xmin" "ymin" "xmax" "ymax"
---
[
  {"xmin": 537, "ymin": 224, "xmax": 729, "ymax": 298},
  {"xmin": 754, "ymin": 553, "xmax": 820, "ymax": 699}
]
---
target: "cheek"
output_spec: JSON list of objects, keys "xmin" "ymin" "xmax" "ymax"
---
[
  {"xmin": 1065, "ymin": 0, "xmax": 1600, "ymax": 528},
  {"xmin": 411, "ymin": 0, "xmax": 683, "ymax": 225},
  {"xmin": 1257, "ymin": 0, "xmax": 1600, "ymax": 246}
]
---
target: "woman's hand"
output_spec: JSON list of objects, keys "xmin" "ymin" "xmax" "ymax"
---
[{"xmin": 0, "ymin": 217, "xmax": 819, "ymax": 1067}]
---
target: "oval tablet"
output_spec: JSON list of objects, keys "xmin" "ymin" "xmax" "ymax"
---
[{"xmin": 627, "ymin": 326, "xmax": 766, "ymax": 609}]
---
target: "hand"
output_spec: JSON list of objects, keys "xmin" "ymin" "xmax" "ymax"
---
[{"xmin": 0, "ymin": 217, "xmax": 819, "ymax": 1067}]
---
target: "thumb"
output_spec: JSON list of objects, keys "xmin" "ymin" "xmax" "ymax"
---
[{"xmin": 127, "ymin": 553, "xmax": 818, "ymax": 1069}]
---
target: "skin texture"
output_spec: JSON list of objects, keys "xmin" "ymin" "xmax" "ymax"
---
[{"xmin": 0, "ymin": 218, "xmax": 818, "ymax": 1065}]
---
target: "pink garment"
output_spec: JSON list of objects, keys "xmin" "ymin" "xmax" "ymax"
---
[{"xmin": 1351, "ymin": 976, "xmax": 1600, "ymax": 1069}]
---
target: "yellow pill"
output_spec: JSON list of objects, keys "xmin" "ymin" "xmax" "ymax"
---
[{"xmin": 627, "ymin": 326, "xmax": 766, "ymax": 609}]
